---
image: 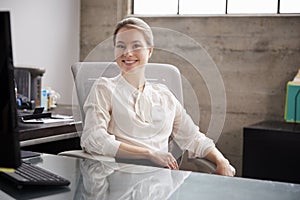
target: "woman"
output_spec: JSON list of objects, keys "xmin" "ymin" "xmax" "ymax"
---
[{"xmin": 81, "ymin": 17, "xmax": 235, "ymax": 176}]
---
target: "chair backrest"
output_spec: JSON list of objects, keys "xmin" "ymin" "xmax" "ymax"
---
[{"xmin": 71, "ymin": 62, "xmax": 183, "ymax": 123}]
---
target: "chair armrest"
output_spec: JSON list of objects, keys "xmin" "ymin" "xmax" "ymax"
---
[
  {"xmin": 58, "ymin": 150, "xmax": 115, "ymax": 162},
  {"xmin": 188, "ymin": 158, "xmax": 216, "ymax": 174},
  {"xmin": 179, "ymin": 150, "xmax": 216, "ymax": 174}
]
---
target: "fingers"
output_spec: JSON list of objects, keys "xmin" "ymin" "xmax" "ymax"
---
[
  {"xmin": 165, "ymin": 158, "xmax": 179, "ymax": 170},
  {"xmin": 225, "ymin": 165, "xmax": 235, "ymax": 176},
  {"xmin": 169, "ymin": 161, "xmax": 179, "ymax": 170},
  {"xmin": 215, "ymin": 163, "xmax": 236, "ymax": 176},
  {"xmin": 230, "ymin": 165, "xmax": 236, "ymax": 176},
  {"xmin": 151, "ymin": 151, "xmax": 179, "ymax": 170}
]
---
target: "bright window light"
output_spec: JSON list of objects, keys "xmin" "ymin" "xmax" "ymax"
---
[
  {"xmin": 133, "ymin": 0, "xmax": 300, "ymax": 15},
  {"xmin": 280, "ymin": 0, "xmax": 300, "ymax": 13},
  {"xmin": 134, "ymin": 0, "xmax": 178, "ymax": 15},
  {"xmin": 180, "ymin": 0, "xmax": 226, "ymax": 14},
  {"xmin": 227, "ymin": 0, "xmax": 278, "ymax": 14}
]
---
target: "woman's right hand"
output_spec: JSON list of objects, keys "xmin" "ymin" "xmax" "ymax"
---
[
  {"xmin": 147, "ymin": 151, "xmax": 179, "ymax": 170},
  {"xmin": 116, "ymin": 143, "xmax": 179, "ymax": 170}
]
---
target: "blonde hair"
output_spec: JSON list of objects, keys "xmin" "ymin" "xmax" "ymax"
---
[{"xmin": 113, "ymin": 17, "xmax": 154, "ymax": 47}]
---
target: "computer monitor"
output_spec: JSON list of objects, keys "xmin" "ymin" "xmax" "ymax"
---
[{"xmin": 0, "ymin": 11, "xmax": 21, "ymax": 171}]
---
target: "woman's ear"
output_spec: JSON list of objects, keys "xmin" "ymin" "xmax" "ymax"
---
[{"xmin": 148, "ymin": 47, "xmax": 153, "ymax": 58}]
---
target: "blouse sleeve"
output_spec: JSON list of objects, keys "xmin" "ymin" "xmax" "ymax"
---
[
  {"xmin": 80, "ymin": 78, "xmax": 121, "ymax": 157},
  {"xmin": 171, "ymin": 95, "xmax": 215, "ymax": 159}
]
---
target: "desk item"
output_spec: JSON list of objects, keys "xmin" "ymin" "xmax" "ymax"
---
[
  {"xmin": 285, "ymin": 69, "xmax": 300, "ymax": 123},
  {"xmin": 41, "ymin": 89, "xmax": 48, "ymax": 111},
  {"xmin": 0, "ymin": 161, "xmax": 70, "ymax": 189},
  {"xmin": 14, "ymin": 66, "xmax": 45, "ymax": 108},
  {"xmin": 21, "ymin": 112, "xmax": 51, "ymax": 121},
  {"xmin": 285, "ymin": 82, "xmax": 300, "ymax": 122},
  {"xmin": 20, "ymin": 150, "xmax": 41, "ymax": 159},
  {"xmin": 21, "ymin": 117, "xmax": 74, "ymax": 124},
  {"xmin": 47, "ymin": 88, "xmax": 61, "ymax": 109},
  {"xmin": 20, "ymin": 110, "xmax": 74, "ymax": 124},
  {"xmin": 18, "ymin": 107, "xmax": 50, "ymax": 120}
]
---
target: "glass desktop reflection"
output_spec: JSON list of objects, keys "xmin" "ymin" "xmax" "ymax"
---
[{"xmin": 75, "ymin": 158, "xmax": 191, "ymax": 199}]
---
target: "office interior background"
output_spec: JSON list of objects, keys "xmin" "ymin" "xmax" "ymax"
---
[{"xmin": 1, "ymin": 0, "xmax": 300, "ymax": 176}]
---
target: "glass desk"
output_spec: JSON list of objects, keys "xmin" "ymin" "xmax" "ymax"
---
[{"xmin": 0, "ymin": 154, "xmax": 299, "ymax": 200}]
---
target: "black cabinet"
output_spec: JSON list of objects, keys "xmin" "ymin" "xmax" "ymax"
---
[{"xmin": 243, "ymin": 121, "xmax": 300, "ymax": 184}]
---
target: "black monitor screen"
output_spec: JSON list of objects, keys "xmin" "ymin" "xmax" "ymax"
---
[{"xmin": 0, "ymin": 11, "xmax": 21, "ymax": 170}]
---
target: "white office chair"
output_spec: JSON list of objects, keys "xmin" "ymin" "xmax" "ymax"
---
[{"xmin": 59, "ymin": 62, "xmax": 216, "ymax": 173}]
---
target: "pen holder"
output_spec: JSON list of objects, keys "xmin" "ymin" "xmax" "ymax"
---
[{"xmin": 284, "ymin": 81, "xmax": 300, "ymax": 123}]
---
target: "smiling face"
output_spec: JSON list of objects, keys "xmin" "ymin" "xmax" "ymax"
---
[{"xmin": 114, "ymin": 27, "xmax": 153, "ymax": 73}]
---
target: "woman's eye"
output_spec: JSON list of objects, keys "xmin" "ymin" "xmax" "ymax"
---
[
  {"xmin": 133, "ymin": 44, "xmax": 141, "ymax": 49},
  {"xmin": 116, "ymin": 44, "xmax": 125, "ymax": 49}
]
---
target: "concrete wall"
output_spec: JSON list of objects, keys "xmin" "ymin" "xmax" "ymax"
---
[{"xmin": 81, "ymin": 0, "xmax": 300, "ymax": 175}]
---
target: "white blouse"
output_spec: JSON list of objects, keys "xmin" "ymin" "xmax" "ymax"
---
[{"xmin": 81, "ymin": 74, "xmax": 215, "ymax": 158}]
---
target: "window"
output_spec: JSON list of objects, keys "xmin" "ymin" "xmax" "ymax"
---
[
  {"xmin": 134, "ymin": 0, "xmax": 178, "ymax": 15},
  {"xmin": 133, "ymin": 0, "xmax": 300, "ymax": 15},
  {"xmin": 227, "ymin": 0, "xmax": 278, "ymax": 14},
  {"xmin": 180, "ymin": 0, "xmax": 226, "ymax": 15},
  {"xmin": 280, "ymin": 0, "xmax": 300, "ymax": 13}
]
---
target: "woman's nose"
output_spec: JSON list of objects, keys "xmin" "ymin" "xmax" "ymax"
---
[{"xmin": 123, "ymin": 47, "xmax": 133, "ymax": 56}]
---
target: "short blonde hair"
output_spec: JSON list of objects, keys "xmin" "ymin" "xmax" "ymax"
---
[{"xmin": 113, "ymin": 17, "xmax": 154, "ymax": 47}]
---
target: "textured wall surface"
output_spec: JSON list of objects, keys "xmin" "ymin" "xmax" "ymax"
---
[{"xmin": 81, "ymin": 0, "xmax": 300, "ymax": 175}]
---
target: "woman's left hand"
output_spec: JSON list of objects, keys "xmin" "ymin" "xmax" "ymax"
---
[
  {"xmin": 215, "ymin": 160, "xmax": 236, "ymax": 176},
  {"xmin": 204, "ymin": 148, "xmax": 236, "ymax": 177}
]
